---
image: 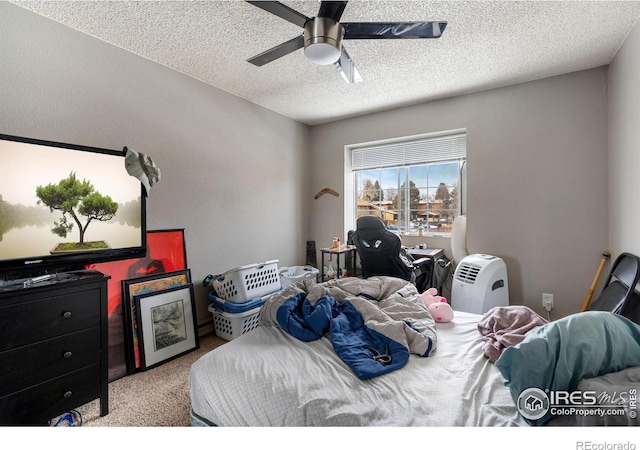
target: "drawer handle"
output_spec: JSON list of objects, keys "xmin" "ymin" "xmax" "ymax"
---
[
  {"xmin": 63, "ymin": 351, "xmax": 72, "ymax": 359},
  {"xmin": 62, "ymin": 311, "xmax": 72, "ymax": 319},
  {"xmin": 63, "ymin": 391, "xmax": 72, "ymax": 399}
]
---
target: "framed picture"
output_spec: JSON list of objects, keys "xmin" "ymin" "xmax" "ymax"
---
[
  {"xmin": 128, "ymin": 229, "xmax": 188, "ymax": 279},
  {"xmin": 89, "ymin": 229, "xmax": 187, "ymax": 380},
  {"xmin": 134, "ymin": 284, "xmax": 199, "ymax": 370},
  {"xmin": 122, "ymin": 269, "xmax": 192, "ymax": 373}
]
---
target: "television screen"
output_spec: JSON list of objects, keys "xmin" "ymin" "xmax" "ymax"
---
[{"xmin": 0, "ymin": 133, "xmax": 147, "ymax": 279}]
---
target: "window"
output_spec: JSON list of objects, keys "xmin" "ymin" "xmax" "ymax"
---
[{"xmin": 350, "ymin": 131, "xmax": 466, "ymax": 235}]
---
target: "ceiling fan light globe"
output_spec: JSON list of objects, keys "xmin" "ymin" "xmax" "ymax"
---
[
  {"xmin": 304, "ymin": 42, "xmax": 341, "ymax": 65},
  {"xmin": 303, "ymin": 17, "xmax": 343, "ymax": 65}
]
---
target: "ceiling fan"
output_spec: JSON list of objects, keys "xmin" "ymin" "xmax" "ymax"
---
[{"xmin": 246, "ymin": 1, "xmax": 447, "ymax": 83}]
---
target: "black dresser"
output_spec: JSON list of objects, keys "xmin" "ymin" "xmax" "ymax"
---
[{"xmin": 0, "ymin": 271, "xmax": 109, "ymax": 425}]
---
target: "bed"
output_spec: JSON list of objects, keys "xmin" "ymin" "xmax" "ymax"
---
[
  {"xmin": 189, "ymin": 276, "xmax": 527, "ymax": 426},
  {"xmin": 189, "ymin": 276, "xmax": 640, "ymax": 427}
]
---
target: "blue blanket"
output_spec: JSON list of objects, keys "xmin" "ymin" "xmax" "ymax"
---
[{"xmin": 276, "ymin": 292, "xmax": 409, "ymax": 379}]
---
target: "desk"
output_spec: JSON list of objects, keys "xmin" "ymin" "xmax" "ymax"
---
[
  {"xmin": 405, "ymin": 247, "xmax": 444, "ymax": 289},
  {"xmin": 320, "ymin": 246, "xmax": 357, "ymax": 280},
  {"xmin": 406, "ymin": 247, "xmax": 444, "ymax": 260}
]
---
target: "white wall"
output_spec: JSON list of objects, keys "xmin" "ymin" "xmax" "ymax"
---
[
  {"xmin": 608, "ymin": 18, "xmax": 640, "ymax": 259},
  {"xmin": 0, "ymin": 3, "xmax": 310, "ymax": 325},
  {"xmin": 310, "ymin": 69, "xmax": 609, "ymax": 319}
]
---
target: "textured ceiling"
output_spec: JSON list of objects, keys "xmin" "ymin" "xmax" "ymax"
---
[{"xmin": 12, "ymin": 1, "xmax": 640, "ymax": 125}]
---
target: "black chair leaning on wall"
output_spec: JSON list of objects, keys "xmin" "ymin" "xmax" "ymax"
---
[
  {"xmin": 351, "ymin": 215, "xmax": 431, "ymax": 292},
  {"xmin": 588, "ymin": 252, "xmax": 640, "ymax": 325}
]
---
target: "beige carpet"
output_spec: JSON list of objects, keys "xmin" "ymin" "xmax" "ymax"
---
[{"xmin": 69, "ymin": 332, "xmax": 225, "ymax": 427}]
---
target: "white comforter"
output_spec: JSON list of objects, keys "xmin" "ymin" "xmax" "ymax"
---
[{"xmin": 189, "ymin": 310, "xmax": 527, "ymax": 426}]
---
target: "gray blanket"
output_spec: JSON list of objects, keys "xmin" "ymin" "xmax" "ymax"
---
[{"xmin": 260, "ymin": 276, "xmax": 437, "ymax": 357}]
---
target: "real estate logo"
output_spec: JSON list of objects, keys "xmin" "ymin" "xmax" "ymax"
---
[
  {"xmin": 517, "ymin": 388, "xmax": 550, "ymax": 420},
  {"xmin": 516, "ymin": 387, "xmax": 637, "ymax": 421}
]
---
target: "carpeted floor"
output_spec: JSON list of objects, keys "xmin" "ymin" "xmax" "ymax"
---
[{"xmin": 66, "ymin": 332, "xmax": 226, "ymax": 427}]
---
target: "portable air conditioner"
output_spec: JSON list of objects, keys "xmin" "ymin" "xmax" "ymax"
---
[{"xmin": 451, "ymin": 254, "xmax": 509, "ymax": 314}]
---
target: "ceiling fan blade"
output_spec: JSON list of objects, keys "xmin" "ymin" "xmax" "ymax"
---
[
  {"xmin": 342, "ymin": 21, "xmax": 447, "ymax": 39},
  {"xmin": 318, "ymin": 1, "xmax": 348, "ymax": 22},
  {"xmin": 247, "ymin": 35, "xmax": 305, "ymax": 66},
  {"xmin": 246, "ymin": 1, "xmax": 310, "ymax": 28},
  {"xmin": 334, "ymin": 46, "xmax": 362, "ymax": 84}
]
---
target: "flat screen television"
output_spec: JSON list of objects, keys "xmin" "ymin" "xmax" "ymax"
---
[{"xmin": 0, "ymin": 133, "xmax": 147, "ymax": 280}]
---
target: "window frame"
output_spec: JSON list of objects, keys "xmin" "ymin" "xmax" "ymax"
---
[{"xmin": 344, "ymin": 129, "xmax": 466, "ymax": 237}]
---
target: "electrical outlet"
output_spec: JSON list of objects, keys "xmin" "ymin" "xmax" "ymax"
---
[{"xmin": 542, "ymin": 293, "xmax": 554, "ymax": 311}]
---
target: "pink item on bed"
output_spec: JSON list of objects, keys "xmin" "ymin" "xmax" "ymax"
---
[{"xmin": 477, "ymin": 305, "xmax": 548, "ymax": 362}]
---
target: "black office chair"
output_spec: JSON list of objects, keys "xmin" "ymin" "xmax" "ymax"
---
[
  {"xmin": 351, "ymin": 215, "xmax": 431, "ymax": 292},
  {"xmin": 588, "ymin": 252, "xmax": 640, "ymax": 324}
]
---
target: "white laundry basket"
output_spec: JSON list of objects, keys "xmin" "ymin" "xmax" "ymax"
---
[
  {"xmin": 279, "ymin": 265, "xmax": 319, "ymax": 287},
  {"xmin": 210, "ymin": 260, "xmax": 280, "ymax": 303},
  {"xmin": 208, "ymin": 304, "xmax": 262, "ymax": 341}
]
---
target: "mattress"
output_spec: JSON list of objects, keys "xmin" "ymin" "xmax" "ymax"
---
[{"xmin": 188, "ymin": 310, "xmax": 527, "ymax": 426}]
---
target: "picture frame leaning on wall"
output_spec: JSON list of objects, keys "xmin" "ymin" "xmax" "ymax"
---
[
  {"xmin": 122, "ymin": 269, "xmax": 192, "ymax": 373},
  {"xmin": 134, "ymin": 283, "xmax": 199, "ymax": 370}
]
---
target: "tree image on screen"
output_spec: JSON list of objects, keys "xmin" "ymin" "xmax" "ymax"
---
[{"xmin": 36, "ymin": 171, "xmax": 118, "ymax": 251}]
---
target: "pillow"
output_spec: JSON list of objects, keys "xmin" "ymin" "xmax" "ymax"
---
[{"xmin": 495, "ymin": 311, "xmax": 640, "ymax": 426}]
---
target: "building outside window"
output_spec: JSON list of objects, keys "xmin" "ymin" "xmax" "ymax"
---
[{"xmin": 350, "ymin": 131, "xmax": 466, "ymax": 235}]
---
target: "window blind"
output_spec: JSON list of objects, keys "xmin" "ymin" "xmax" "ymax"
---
[{"xmin": 351, "ymin": 132, "xmax": 466, "ymax": 171}]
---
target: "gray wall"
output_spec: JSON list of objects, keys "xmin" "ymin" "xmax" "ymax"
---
[
  {"xmin": 0, "ymin": 3, "xmax": 310, "ymax": 326},
  {"xmin": 609, "ymin": 16, "xmax": 640, "ymax": 259},
  {"xmin": 309, "ymin": 68, "xmax": 610, "ymax": 319},
  {"xmin": 4, "ymin": 2, "xmax": 638, "ymax": 323}
]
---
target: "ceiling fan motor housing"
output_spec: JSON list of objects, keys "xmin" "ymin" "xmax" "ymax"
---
[{"xmin": 304, "ymin": 17, "xmax": 343, "ymax": 65}]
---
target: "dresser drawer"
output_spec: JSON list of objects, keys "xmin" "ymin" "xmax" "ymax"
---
[
  {"xmin": 0, "ymin": 287, "xmax": 101, "ymax": 351},
  {"xmin": 0, "ymin": 272, "xmax": 109, "ymax": 424},
  {"xmin": 0, "ymin": 327, "xmax": 100, "ymax": 398},
  {"xmin": 0, "ymin": 364, "xmax": 101, "ymax": 425}
]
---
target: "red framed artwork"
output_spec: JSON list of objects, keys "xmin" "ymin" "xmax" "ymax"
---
[{"xmin": 88, "ymin": 229, "xmax": 187, "ymax": 380}]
